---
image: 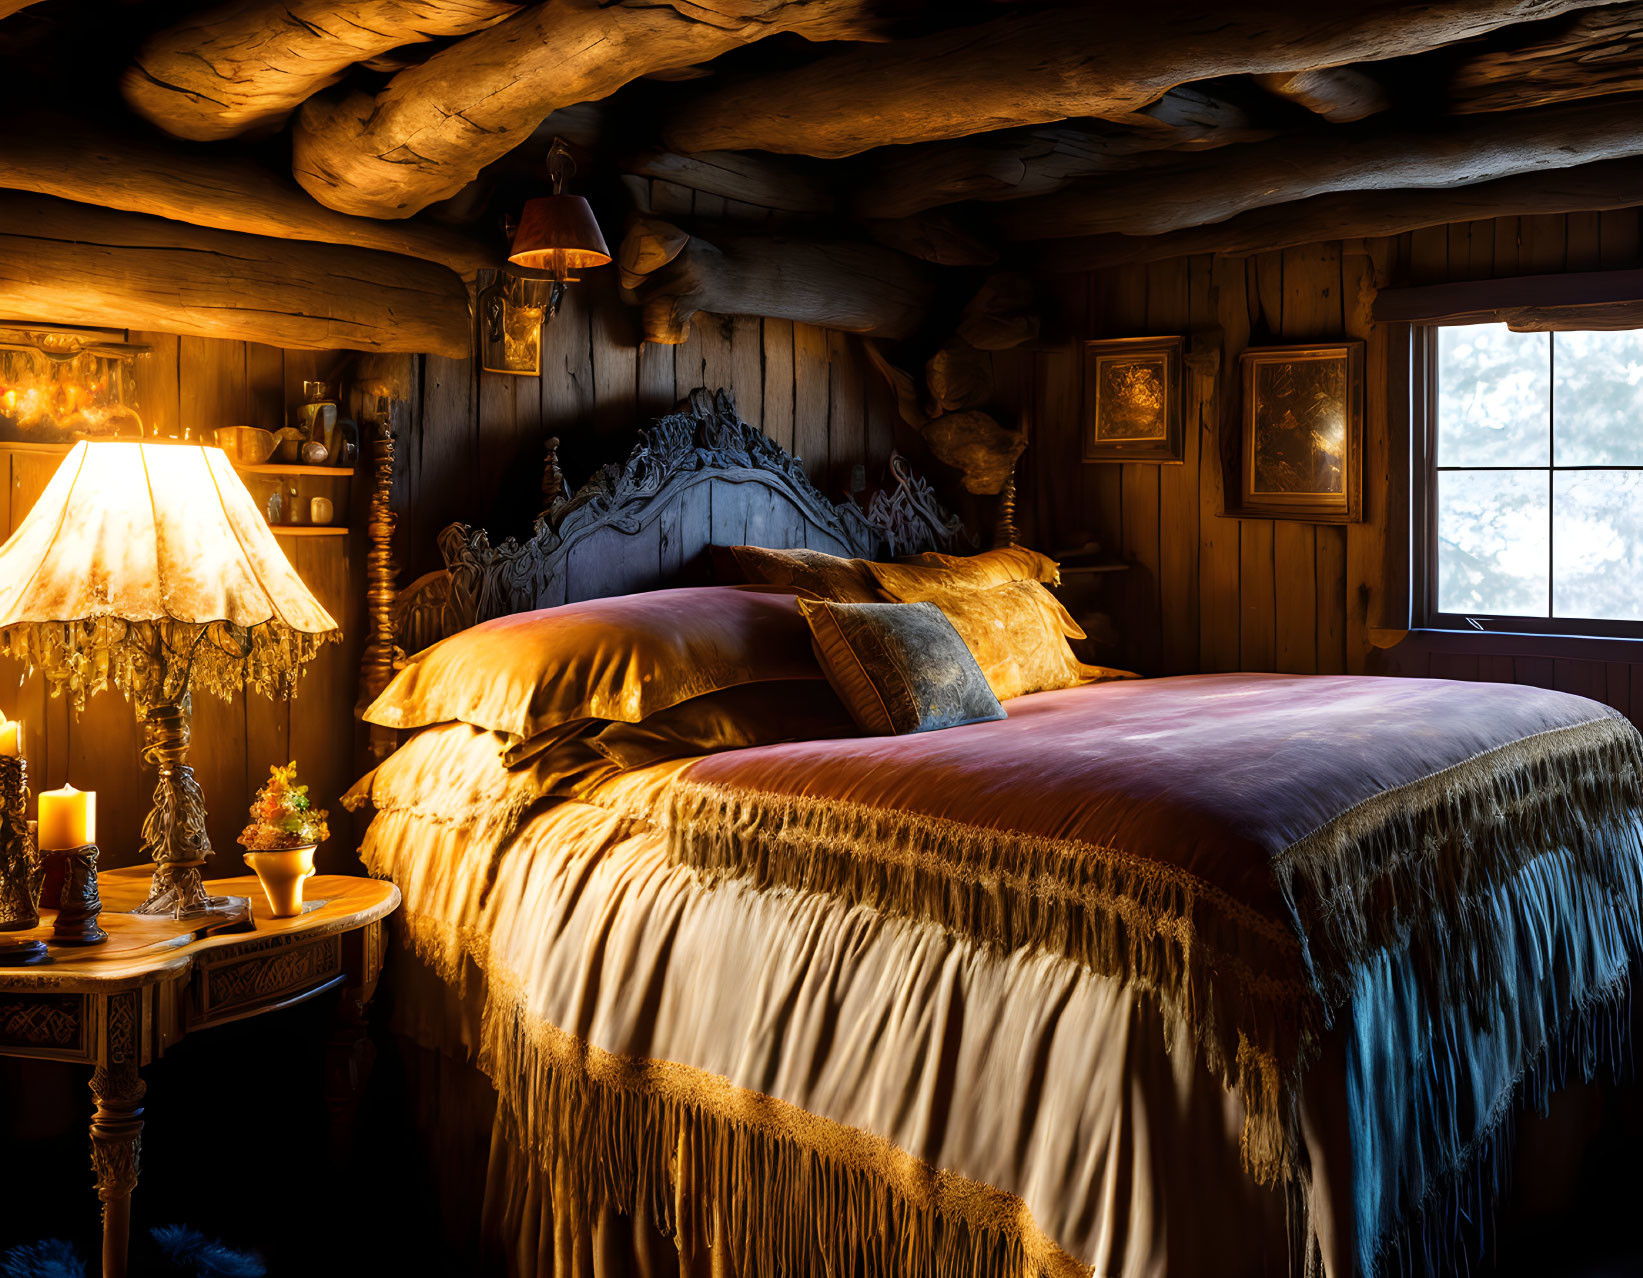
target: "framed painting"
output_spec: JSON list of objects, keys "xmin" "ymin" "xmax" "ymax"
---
[
  {"xmin": 1230, "ymin": 342, "xmax": 1363, "ymax": 523},
  {"xmin": 1081, "ymin": 336, "xmax": 1184, "ymax": 463}
]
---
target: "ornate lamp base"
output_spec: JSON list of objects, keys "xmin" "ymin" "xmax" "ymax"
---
[
  {"xmin": 131, "ymin": 699, "xmax": 244, "ymax": 920},
  {"xmin": 133, "ymin": 862, "xmax": 245, "ymax": 920}
]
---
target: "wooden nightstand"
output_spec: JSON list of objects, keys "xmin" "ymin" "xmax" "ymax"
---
[{"xmin": 0, "ymin": 866, "xmax": 400, "ymax": 1278}]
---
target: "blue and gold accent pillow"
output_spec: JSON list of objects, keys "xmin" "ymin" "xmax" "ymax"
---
[{"xmin": 798, "ymin": 599, "xmax": 1006, "ymax": 736}]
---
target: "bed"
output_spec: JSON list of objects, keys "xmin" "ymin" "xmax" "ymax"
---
[{"xmin": 345, "ymin": 388, "xmax": 1643, "ymax": 1278}]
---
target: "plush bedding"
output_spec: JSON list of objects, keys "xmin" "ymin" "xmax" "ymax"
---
[
  {"xmin": 362, "ymin": 770, "xmax": 1298, "ymax": 1278},
  {"xmin": 356, "ymin": 672, "xmax": 1643, "ymax": 1278},
  {"xmin": 666, "ymin": 675, "xmax": 1643, "ymax": 1183}
]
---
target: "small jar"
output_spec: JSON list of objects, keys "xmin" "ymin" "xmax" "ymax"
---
[{"xmin": 309, "ymin": 496, "xmax": 334, "ymax": 526}]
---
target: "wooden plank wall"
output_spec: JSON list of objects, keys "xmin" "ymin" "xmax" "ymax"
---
[
  {"xmin": 1031, "ymin": 209, "xmax": 1643, "ymax": 729},
  {"xmin": 394, "ymin": 180, "xmax": 906, "ymax": 582},
  {"xmin": 0, "ymin": 286, "xmax": 903, "ymax": 874}
]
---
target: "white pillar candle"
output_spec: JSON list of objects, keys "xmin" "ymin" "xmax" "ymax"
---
[{"xmin": 0, "ymin": 714, "xmax": 22, "ymax": 758}]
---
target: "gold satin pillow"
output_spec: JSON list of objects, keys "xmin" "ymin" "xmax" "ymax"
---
[
  {"xmin": 590, "ymin": 681, "xmax": 856, "ymax": 770},
  {"xmin": 869, "ymin": 545, "xmax": 1060, "ymax": 600},
  {"xmin": 714, "ymin": 545, "xmax": 883, "ymax": 603},
  {"xmin": 935, "ymin": 580, "xmax": 1130, "ymax": 701},
  {"xmin": 364, "ymin": 586, "xmax": 823, "ymax": 744}
]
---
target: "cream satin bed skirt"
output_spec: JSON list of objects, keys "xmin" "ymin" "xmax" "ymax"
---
[{"xmin": 382, "ymin": 912, "xmax": 1297, "ymax": 1278}]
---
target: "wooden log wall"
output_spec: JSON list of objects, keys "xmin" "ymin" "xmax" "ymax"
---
[
  {"xmin": 0, "ymin": 286, "xmax": 901, "ymax": 874},
  {"xmin": 1024, "ymin": 208, "xmax": 1643, "ymax": 730}
]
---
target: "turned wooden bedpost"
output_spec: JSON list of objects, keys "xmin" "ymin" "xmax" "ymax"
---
[{"xmin": 360, "ymin": 400, "xmax": 399, "ymax": 764}]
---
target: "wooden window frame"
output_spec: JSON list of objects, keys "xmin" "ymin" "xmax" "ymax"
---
[{"xmin": 1412, "ymin": 324, "xmax": 1643, "ymax": 641}]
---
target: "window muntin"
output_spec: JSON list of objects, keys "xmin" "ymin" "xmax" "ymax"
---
[{"xmin": 1426, "ymin": 322, "xmax": 1643, "ymax": 634}]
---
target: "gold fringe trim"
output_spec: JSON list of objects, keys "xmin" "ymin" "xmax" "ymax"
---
[
  {"xmin": 1274, "ymin": 716, "xmax": 1643, "ymax": 1009},
  {"xmin": 662, "ymin": 778, "xmax": 1313, "ymax": 1185},
  {"xmin": 389, "ymin": 904, "xmax": 1096, "ymax": 1278},
  {"xmin": 662, "ymin": 713, "xmax": 1643, "ymax": 1186}
]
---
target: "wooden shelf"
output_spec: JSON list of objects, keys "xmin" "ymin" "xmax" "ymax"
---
[
  {"xmin": 235, "ymin": 462, "xmax": 353, "ymax": 476},
  {"xmin": 0, "ymin": 440, "xmax": 352, "ymax": 479},
  {"xmin": 268, "ymin": 525, "xmax": 348, "ymax": 536}
]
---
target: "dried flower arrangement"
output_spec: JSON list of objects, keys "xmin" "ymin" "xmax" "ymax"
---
[{"xmin": 239, "ymin": 762, "xmax": 329, "ymax": 851}]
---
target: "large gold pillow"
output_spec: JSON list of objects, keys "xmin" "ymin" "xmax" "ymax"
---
[
  {"xmin": 936, "ymin": 580, "xmax": 1132, "ymax": 700},
  {"xmin": 364, "ymin": 586, "xmax": 822, "ymax": 743},
  {"xmin": 868, "ymin": 545, "xmax": 1060, "ymax": 600},
  {"xmin": 713, "ymin": 544, "xmax": 883, "ymax": 603}
]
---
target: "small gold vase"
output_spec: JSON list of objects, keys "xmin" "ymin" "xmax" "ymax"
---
[{"xmin": 242, "ymin": 845, "xmax": 317, "ymax": 918}]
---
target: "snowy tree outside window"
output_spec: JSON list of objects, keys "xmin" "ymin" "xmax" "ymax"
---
[{"xmin": 1433, "ymin": 323, "xmax": 1643, "ymax": 627}]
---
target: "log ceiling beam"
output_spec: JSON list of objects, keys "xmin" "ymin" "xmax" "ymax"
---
[
  {"xmin": 862, "ymin": 214, "xmax": 998, "ymax": 266},
  {"xmin": 662, "ymin": 0, "xmax": 1617, "ymax": 157},
  {"xmin": 122, "ymin": 0, "xmax": 523, "ymax": 142},
  {"xmin": 619, "ymin": 218, "xmax": 930, "ymax": 345},
  {"xmin": 0, "ymin": 195, "xmax": 471, "ymax": 357},
  {"xmin": 1449, "ymin": 3, "xmax": 1643, "ymax": 113},
  {"xmin": 625, "ymin": 149, "xmax": 836, "ymax": 214},
  {"xmin": 852, "ymin": 88, "xmax": 1271, "ymax": 221},
  {"xmin": 292, "ymin": 0, "xmax": 888, "ymax": 219},
  {"xmin": 1033, "ymin": 156, "xmax": 1643, "ymax": 272},
  {"xmin": 1252, "ymin": 67, "xmax": 1389, "ymax": 121},
  {"xmin": 0, "ymin": 115, "xmax": 496, "ymax": 278},
  {"xmin": 999, "ymin": 99, "xmax": 1643, "ymax": 240}
]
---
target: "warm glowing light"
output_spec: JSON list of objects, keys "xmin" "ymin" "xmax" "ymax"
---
[
  {"xmin": 0, "ymin": 712, "xmax": 21, "ymax": 758},
  {"xmin": 38, "ymin": 784, "xmax": 94, "ymax": 850},
  {"xmin": 0, "ymin": 441, "xmax": 339, "ymax": 635},
  {"xmin": 0, "ymin": 348, "xmax": 137, "ymax": 436},
  {"xmin": 507, "ymin": 194, "xmax": 611, "ymax": 278}
]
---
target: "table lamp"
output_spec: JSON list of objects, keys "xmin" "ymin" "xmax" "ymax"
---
[{"xmin": 0, "ymin": 441, "xmax": 340, "ymax": 916}]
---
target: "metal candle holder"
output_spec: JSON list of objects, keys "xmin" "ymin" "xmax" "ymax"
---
[
  {"xmin": 0, "ymin": 756, "xmax": 41, "ymax": 931},
  {"xmin": 47, "ymin": 843, "xmax": 106, "ymax": 947}
]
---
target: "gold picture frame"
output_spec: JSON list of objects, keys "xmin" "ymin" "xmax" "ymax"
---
[
  {"xmin": 1081, "ymin": 335, "xmax": 1184, "ymax": 464},
  {"xmin": 1228, "ymin": 342, "xmax": 1363, "ymax": 523}
]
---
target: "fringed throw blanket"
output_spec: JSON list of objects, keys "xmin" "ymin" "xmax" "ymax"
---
[{"xmin": 665, "ymin": 674, "xmax": 1643, "ymax": 1237}]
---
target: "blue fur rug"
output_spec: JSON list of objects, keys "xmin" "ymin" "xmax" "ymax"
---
[{"xmin": 1, "ymin": 1227, "xmax": 264, "ymax": 1277}]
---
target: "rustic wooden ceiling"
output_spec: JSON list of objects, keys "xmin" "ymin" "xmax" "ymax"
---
[{"xmin": 2, "ymin": 0, "xmax": 1642, "ymax": 358}]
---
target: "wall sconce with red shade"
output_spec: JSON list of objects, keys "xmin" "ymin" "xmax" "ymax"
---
[{"xmin": 480, "ymin": 139, "xmax": 612, "ymax": 376}]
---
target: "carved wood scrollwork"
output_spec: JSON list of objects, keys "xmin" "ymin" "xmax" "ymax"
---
[{"xmin": 379, "ymin": 387, "xmax": 969, "ymax": 660}]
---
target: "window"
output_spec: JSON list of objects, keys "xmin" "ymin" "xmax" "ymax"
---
[{"xmin": 1419, "ymin": 322, "xmax": 1643, "ymax": 637}]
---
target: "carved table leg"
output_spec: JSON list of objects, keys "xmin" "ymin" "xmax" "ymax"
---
[
  {"xmin": 324, "ymin": 984, "xmax": 375, "ymax": 1161},
  {"xmin": 326, "ymin": 919, "xmax": 385, "ymax": 1161},
  {"xmin": 90, "ymin": 992, "xmax": 145, "ymax": 1278}
]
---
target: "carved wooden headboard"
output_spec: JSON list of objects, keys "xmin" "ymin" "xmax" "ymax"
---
[{"xmin": 357, "ymin": 387, "xmax": 967, "ymax": 754}]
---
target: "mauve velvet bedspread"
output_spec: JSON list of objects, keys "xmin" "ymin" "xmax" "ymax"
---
[
  {"xmin": 663, "ymin": 673, "xmax": 1643, "ymax": 1271},
  {"xmin": 361, "ymin": 673, "xmax": 1643, "ymax": 1278},
  {"xmin": 672, "ymin": 672, "xmax": 1624, "ymax": 920}
]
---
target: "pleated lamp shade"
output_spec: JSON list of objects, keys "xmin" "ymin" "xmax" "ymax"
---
[
  {"xmin": 507, "ymin": 194, "xmax": 611, "ymax": 276},
  {"xmin": 0, "ymin": 441, "xmax": 337, "ymax": 634}
]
